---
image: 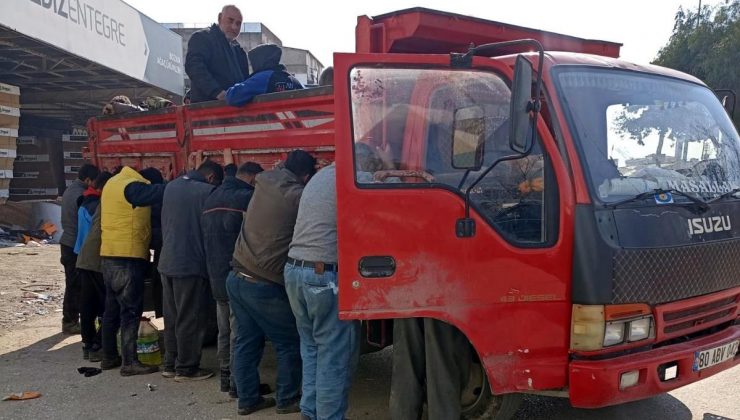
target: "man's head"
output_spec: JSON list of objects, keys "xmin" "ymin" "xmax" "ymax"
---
[
  {"xmin": 236, "ymin": 162, "xmax": 264, "ymax": 186},
  {"xmin": 318, "ymin": 66, "xmax": 334, "ymax": 86},
  {"xmin": 355, "ymin": 142, "xmax": 383, "ymax": 173},
  {"xmin": 218, "ymin": 5, "xmax": 242, "ymax": 41},
  {"xmin": 197, "ymin": 160, "xmax": 225, "ymax": 186},
  {"xmin": 223, "ymin": 163, "xmax": 238, "ymax": 178},
  {"xmin": 78, "ymin": 163, "xmax": 101, "ymax": 187},
  {"xmin": 248, "ymin": 44, "xmax": 282, "ymax": 73},
  {"xmin": 284, "ymin": 150, "xmax": 317, "ymax": 184},
  {"xmin": 93, "ymin": 172, "xmax": 113, "ymax": 192}
]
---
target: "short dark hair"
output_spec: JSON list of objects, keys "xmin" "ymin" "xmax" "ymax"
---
[
  {"xmin": 319, "ymin": 66, "xmax": 333, "ymax": 86},
  {"xmin": 94, "ymin": 172, "xmax": 113, "ymax": 190},
  {"xmin": 224, "ymin": 163, "xmax": 238, "ymax": 177},
  {"xmin": 197, "ymin": 160, "xmax": 225, "ymax": 183},
  {"xmin": 284, "ymin": 150, "xmax": 317, "ymax": 179},
  {"xmin": 238, "ymin": 161, "xmax": 264, "ymax": 176},
  {"xmin": 139, "ymin": 167, "xmax": 164, "ymax": 184},
  {"xmin": 78, "ymin": 163, "xmax": 100, "ymax": 181}
]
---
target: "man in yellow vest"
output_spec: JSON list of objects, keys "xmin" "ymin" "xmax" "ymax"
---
[{"xmin": 99, "ymin": 166, "xmax": 160, "ymax": 376}]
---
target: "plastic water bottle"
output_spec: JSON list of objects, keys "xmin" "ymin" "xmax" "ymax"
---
[{"xmin": 137, "ymin": 317, "xmax": 162, "ymax": 366}]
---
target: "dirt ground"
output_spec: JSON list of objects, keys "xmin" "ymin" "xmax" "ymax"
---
[{"xmin": 0, "ymin": 245, "xmax": 738, "ymax": 420}]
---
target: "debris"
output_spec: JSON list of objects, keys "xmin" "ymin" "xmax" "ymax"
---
[
  {"xmin": 2, "ymin": 391, "xmax": 41, "ymax": 401},
  {"xmin": 77, "ymin": 367, "xmax": 102, "ymax": 377},
  {"xmin": 147, "ymin": 383, "xmax": 156, "ymax": 392}
]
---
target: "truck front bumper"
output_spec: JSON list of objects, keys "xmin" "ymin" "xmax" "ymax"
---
[{"xmin": 569, "ymin": 325, "xmax": 740, "ymax": 408}]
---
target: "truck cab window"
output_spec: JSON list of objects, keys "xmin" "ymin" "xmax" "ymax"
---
[{"xmin": 350, "ymin": 66, "xmax": 554, "ymax": 245}]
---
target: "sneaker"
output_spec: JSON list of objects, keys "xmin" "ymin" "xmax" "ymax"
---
[
  {"xmin": 62, "ymin": 322, "xmax": 81, "ymax": 335},
  {"xmin": 100, "ymin": 356, "xmax": 122, "ymax": 370},
  {"xmin": 238, "ymin": 397, "xmax": 276, "ymax": 415},
  {"xmin": 120, "ymin": 362, "xmax": 159, "ymax": 377},
  {"xmin": 88, "ymin": 350, "xmax": 103, "ymax": 363},
  {"xmin": 174, "ymin": 368, "xmax": 213, "ymax": 382},
  {"xmin": 161, "ymin": 369, "xmax": 176, "ymax": 379},
  {"xmin": 276, "ymin": 397, "xmax": 301, "ymax": 414}
]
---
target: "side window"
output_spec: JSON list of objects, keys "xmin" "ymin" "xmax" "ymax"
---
[{"xmin": 349, "ymin": 67, "xmax": 554, "ymax": 245}]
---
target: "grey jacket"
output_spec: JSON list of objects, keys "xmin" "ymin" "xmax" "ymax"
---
[
  {"xmin": 232, "ymin": 167, "xmax": 305, "ymax": 285},
  {"xmin": 60, "ymin": 179, "xmax": 87, "ymax": 247},
  {"xmin": 158, "ymin": 170, "xmax": 215, "ymax": 278}
]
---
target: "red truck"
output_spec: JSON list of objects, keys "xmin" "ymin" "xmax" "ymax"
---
[{"xmin": 87, "ymin": 8, "xmax": 740, "ymax": 418}]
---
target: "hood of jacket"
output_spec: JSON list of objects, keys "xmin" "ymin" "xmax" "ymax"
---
[{"xmin": 248, "ymin": 44, "xmax": 282, "ymax": 73}]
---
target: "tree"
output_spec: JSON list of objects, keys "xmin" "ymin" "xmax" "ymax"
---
[{"xmin": 653, "ymin": 1, "xmax": 740, "ymax": 127}]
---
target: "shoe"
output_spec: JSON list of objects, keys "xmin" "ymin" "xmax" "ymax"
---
[
  {"xmin": 82, "ymin": 347, "xmax": 90, "ymax": 360},
  {"xmin": 120, "ymin": 362, "xmax": 159, "ymax": 377},
  {"xmin": 162, "ymin": 369, "xmax": 176, "ymax": 379},
  {"xmin": 62, "ymin": 322, "xmax": 81, "ymax": 335},
  {"xmin": 229, "ymin": 388, "xmax": 238, "ymax": 399},
  {"xmin": 88, "ymin": 350, "xmax": 103, "ymax": 363},
  {"xmin": 220, "ymin": 369, "xmax": 230, "ymax": 392},
  {"xmin": 260, "ymin": 383, "xmax": 273, "ymax": 395},
  {"xmin": 276, "ymin": 397, "xmax": 301, "ymax": 414},
  {"xmin": 238, "ymin": 397, "xmax": 276, "ymax": 415},
  {"xmin": 174, "ymin": 368, "xmax": 213, "ymax": 382},
  {"xmin": 100, "ymin": 356, "xmax": 122, "ymax": 370}
]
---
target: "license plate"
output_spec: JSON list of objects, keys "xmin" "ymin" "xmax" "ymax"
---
[{"xmin": 693, "ymin": 340, "xmax": 739, "ymax": 372}]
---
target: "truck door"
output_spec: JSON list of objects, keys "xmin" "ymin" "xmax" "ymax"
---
[{"xmin": 334, "ymin": 53, "xmax": 575, "ymax": 391}]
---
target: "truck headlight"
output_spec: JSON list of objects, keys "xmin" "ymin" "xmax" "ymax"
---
[
  {"xmin": 604, "ymin": 322, "xmax": 626, "ymax": 346},
  {"xmin": 627, "ymin": 316, "xmax": 653, "ymax": 342},
  {"xmin": 571, "ymin": 304, "xmax": 654, "ymax": 351}
]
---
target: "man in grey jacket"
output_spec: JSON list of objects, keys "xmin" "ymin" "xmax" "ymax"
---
[
  {"xmin": 227, "ymin": 150, "xmax": 316, "ymax": 416},
  {"xmin": 60, "ymin": 163, "xmax": 99, "ymax": 334},
  {"xmin": 159, "ymin": 160, "xmax": 223, "ymax": 382}
]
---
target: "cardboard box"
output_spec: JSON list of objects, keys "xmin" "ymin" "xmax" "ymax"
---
[
  {"xmin": 0, "ymin": 169, "xmax": 12, "ymax": 178},
  {"xmin": 0, "ymin": 82, "xmax": 20, "ymax": 108},
  {"xmin": 0, "ymin": 127, "xmax": 18, "ymax": 138},
  {"xmin": 0, "ymin": 149, "xmax": 17, "ymax": 158},
  {"xmin": 0, "ymin": 105, "xmax": 20, "ymax": 129},
  {"xmin": 0, "ymin": 179, "xmax": 9, "ymax": 190},
  {"xmin": 0, "ymin": 136, "xmax": 16, "ymax": 149}
]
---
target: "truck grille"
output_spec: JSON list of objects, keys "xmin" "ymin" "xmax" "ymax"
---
[{"xmin": 654, "ymin": 289, "xmax": 739, "ymax": 342}]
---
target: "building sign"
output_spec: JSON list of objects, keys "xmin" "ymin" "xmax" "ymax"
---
[{"xmin": 0, "ymin": 0, "xmax": 184, "ymax": 95}]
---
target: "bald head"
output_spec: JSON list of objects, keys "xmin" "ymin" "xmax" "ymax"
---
[{"xmin": 218, "ymin": 5, "xmax": 242, "ymax": 41}]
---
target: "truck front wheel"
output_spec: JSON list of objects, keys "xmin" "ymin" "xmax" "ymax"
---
[{"xmin": 461, "ymin": 355, "xmax": 523, "ymax": 420}]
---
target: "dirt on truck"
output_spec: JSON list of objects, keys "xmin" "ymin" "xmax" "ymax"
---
[{"xmin": 86, "ymin": 7, "xmax": 740, "ymax": 419}]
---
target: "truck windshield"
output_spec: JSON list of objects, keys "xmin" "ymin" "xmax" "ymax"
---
[{"xmin": 555, "ymin": 67, "xmax": 740, "ymax": 203}]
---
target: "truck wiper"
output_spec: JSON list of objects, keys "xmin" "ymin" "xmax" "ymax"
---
[
  {"xmin": 605, "ymin": 188, "xmax": 710, "ymax": 212},
  {"xmin": 708, "ymin": 187, "xmax": 740, "ymax": 204}
]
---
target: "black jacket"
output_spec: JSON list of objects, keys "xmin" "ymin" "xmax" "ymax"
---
[
  {"xmin": 185, "ymin": 24, "xmax": 249, "ymax": 103},
  {"xmin": 201, "ymin": 177, "xmax": 255, "ymax": 300},
  {"xmin": 124, "ymin": 182, "xmax": 166, "ymax": 251},
  {"xmin": 158, "ymin": 171, "xmax": 215, "ymax": 278}
]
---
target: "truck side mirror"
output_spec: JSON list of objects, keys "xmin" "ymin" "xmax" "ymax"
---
[
  {"xmin": 451, "ymin": 106, "xmax": 485, "ymax": 170},
  {"xmin": 509, "ymin": 55, "xmax": 533, "ymax": 154}
]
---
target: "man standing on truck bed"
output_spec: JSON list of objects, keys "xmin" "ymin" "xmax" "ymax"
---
[
  {"xmin": 227, "ymin": 150, "xmax": 316, "ymax": 415},
  {"xmin": 159, "ymin": 160, "xmax": 224, "ymax": 382},
  {"xmin": 60, "ymin": 163, "xmax": 100, "ymax": 335},
  {"xmin": 185, "ymin": 5, "xmax": 249, "ymax": 103}
]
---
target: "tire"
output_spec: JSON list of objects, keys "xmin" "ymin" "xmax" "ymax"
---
[{"xmin": 461, "ymin": 357, "xmax": 523, "ymax": 420}]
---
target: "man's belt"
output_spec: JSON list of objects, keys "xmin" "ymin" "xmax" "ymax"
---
[{"xmin": 286, "ymin": 257, "xmax": 337, "ymax": 274}]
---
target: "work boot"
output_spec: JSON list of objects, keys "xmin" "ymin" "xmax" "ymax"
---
[
  {"xmin": 161, "ymin": 369, "xmax": 176, "ymax": 379},
  {"xmin": 220, "ymin": 369, "xmax": 231, "ymax": 392},
  {"xmin": 276, "ymin": 396, "xmax": 301, "ymax": 414},
  {"xmin": 238, "ymin": 397, "xmax": 276, "ymax": 415},
  {"xmin": 174, "ymin": 368, "xmax": 213, "ymax": 382},
  {"xmin": 100, "ymin": 356, "xmax": 122, "ymax": 370},
  {"xmin": 62, "ymin": 321, "xmax": 81, "ymax": 335},
  {"xmin": 120, "ymin": 362, "xmax": 159, "ymax": 377}
]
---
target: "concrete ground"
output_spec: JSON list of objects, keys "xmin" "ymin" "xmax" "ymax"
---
[{"xmin": 0, "ymin": 245, "xmax": 738, "ymax": 419}]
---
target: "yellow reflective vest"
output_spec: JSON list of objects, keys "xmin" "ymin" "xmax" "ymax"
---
[{"xmin": 100, "ymin": 166, "xmax": 152, "ymax": 259}]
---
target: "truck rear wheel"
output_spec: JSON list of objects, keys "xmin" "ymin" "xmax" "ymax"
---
[{"xmin": 461, "ymin": 356, "xmax": 523, "ymax": 420}]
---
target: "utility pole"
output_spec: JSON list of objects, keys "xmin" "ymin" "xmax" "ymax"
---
[{"xmin": 697, "ymin": 0, "xmax": 702, "ymax": 29}]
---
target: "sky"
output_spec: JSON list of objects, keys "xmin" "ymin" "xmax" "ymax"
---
[{"xmin": 123, "ymin": 0, "xmax": 722, "ymax": 67}]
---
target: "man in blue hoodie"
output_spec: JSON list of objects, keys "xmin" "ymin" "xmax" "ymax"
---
[{"xmin": 226, "ymin": 44, "xmax": 303, "ymax": 107}]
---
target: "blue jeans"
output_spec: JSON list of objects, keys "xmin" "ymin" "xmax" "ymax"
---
[
  {"xmin": 284, "ymin": 263, "xmax": 360, "ymax": 420},
  {"xmin": 226, "ymin": 271, "xmax": 301, "ymax": 409},
  {"xmin": 100, "ymin": 258, "xmax": 146, "ymax": 365}
]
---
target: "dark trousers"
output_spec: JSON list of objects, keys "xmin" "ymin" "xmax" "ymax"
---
[
  {"xmin": 101, "ymin": 257, "xmax": 146, "ymax": 366},
  {"xmin": 226, "ymin": 271, "xmax": 301, "ymax": 409},
  {"xmin": 79, "ymin": 269, "xmax": 105, "ymax": 350},
  {"xmin": 160, "ymin": 274, "xmax": 209, "ymax": 375},
  {"xmin": 60, "ymin": 244, "xmax": 81, "ymax": 325},
  {"xmin": 389, "ymin": 318, "xmax": 472, "ymax": 420}
]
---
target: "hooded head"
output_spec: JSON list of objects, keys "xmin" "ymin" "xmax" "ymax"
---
[{"xmin": 248, "ymin": 44, "xmax": 282, "ymax": 73}]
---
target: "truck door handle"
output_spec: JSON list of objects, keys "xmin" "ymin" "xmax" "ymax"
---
[{"xmin": 358, "ymin": 256, "xmax": 396, "ymax": 278}]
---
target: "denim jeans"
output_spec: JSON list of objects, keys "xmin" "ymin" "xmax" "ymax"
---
[
  {"xmin": 226, "ymin": 271, "xmax": 301, "ymax": 409},
  {"xmin": 284, "ymin": 263, "xmax": 360, "ymax": 420},
  {"xmin": 160, "ymin": 275, "xmax": 210, "ymax": 375},
  {"xmin": 100, "ymin": 258, "xmax": 146, "ymax": 366}
]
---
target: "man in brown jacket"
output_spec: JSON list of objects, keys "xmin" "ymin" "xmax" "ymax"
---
[{"xmin": 226, "ymin": 150, "xmax": 316, "ymax": 416}]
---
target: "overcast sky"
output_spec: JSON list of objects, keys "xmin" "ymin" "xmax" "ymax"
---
[{"xmin": 124, "ymin": 0, "xmax": 720, "ymax": 67}]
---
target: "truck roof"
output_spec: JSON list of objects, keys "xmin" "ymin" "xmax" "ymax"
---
[{"xmin": 356, "ymin": 7, "xmax": 622, "ymax": 58}]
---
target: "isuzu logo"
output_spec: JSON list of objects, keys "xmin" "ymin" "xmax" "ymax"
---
[{"xmin": 688, "ymin": 215, "xmax": 731, "ymax": 236}]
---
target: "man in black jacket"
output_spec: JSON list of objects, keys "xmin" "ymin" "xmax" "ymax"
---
[
  {"xmin": 201, "ymin": 161, "xmax": 264, "ymax": 395},
  {"xmin": 185, "ymin": 5, "xmax": 249, "ymax": 103}
]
